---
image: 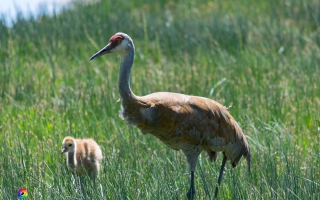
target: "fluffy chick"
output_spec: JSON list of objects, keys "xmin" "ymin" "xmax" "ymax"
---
[{"xmin": 61, "ymin": 136, "xmax": 103, "ymax": 179}]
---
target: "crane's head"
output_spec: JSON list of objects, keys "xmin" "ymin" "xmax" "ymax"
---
[
  {"xmin": 61, "ymin": 136, "xmax": 76, "ymax": 154},
  {"xmin": 89, "ymin": 32, "xmax": 133, "ymax": 60}
]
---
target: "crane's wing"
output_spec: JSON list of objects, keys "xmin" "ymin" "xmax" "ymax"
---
[{"xmin": 135, "ymin": 92, "xmax": 251, "ymax": 168}]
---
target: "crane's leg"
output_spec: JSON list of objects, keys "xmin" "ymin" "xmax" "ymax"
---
[
  {"xmin": 214, "ymin": 155, "xmax": 227, "ymax": 199},
  {"xmin": 183, "ymin": 148, "xmax": 201, "ymax": 200},
  {"xmin": 186, "ymin": 171, "xmax": 195, "ymax": 200}
]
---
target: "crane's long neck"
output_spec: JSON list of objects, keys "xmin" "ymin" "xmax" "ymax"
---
[{"xmin": 119, "ymin": 47, "xmax": 136, "ymax": 101}]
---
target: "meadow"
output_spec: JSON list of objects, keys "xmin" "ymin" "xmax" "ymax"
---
[{"xmin": 0, "ymin": 0, "xmax": 319, "ymax": 199}]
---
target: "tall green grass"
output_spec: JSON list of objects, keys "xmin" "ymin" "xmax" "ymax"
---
[{"xmin": 0, "ymin": 0, "xmax": 319, "ymax": 199}]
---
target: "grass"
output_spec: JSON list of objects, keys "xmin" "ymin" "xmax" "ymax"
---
[{"xmin": 0, "ymin": 0, "xmax": 319, "ymax": 199}]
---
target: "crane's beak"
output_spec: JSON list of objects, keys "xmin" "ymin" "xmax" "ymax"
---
[{"xmin": 89, "ymin": 43, "xmax": 113, "ymax": 60}]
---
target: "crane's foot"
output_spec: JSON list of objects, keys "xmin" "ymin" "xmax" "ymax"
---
[
  {"xmin": 187, "ymin": 170, "xmax": 196, "ymax": 200},
  {"xmin": 186, "ymin": 188, "xmax": 195, "ymax": 200}
]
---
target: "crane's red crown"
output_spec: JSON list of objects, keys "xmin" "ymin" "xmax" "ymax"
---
[{"xmin": 109, "ymin": 35, "xmax": 124, "ymax": 47}]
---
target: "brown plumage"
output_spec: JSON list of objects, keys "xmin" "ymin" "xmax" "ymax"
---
[
  {"xmin": 61, "ymin": 136, "xmax": 103, "ymax": 179},
  {"xmin": 90, "ymin": 32, "xmax": 251, "ymax": 199}
]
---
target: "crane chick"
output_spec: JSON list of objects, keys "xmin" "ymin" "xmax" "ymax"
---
[{"xmin": 61, "ymin": 136, "xmax": 103, "ymax": 179}]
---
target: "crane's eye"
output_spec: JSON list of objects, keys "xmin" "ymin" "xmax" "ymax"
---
[
  {"xmin": 68, "ymin": 144, "xmax": 72, "ymax": 147},
  {"xmin": 110, "ymin": 39, "xmax": 122, "ymax": 47},
  {"xmin": 109, "ymin": 35, "xmax": 123, "ymax": 47},
  {"xmin": 115, "ymin": 39, "xmax": 122, "ymax": 45}
]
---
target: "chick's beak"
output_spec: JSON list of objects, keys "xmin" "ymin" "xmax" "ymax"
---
[
  {"xmin": 89, "ymin": 43, "xmax": 113, "ymax": 60},
  {"xmin": 61, "ymin": 147, "xmax": 67, "ymax": 154}
]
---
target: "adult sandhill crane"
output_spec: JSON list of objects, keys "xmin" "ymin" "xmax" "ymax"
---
[
  {"xmin": 90, "ymin": 32, "xmax": 251, "ymax": 199},
  {"xmin": 61, "ymin": 136, "xmax": 103, "ymax": 179}
]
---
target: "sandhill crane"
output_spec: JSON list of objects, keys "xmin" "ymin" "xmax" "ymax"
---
[
  {"xmin": 61, "ymin": 136, "xmax": 103, "ymax": 179},
  {"xmin": 89, "ymin": 32, "xmax": 251, "ymax": 199}
]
